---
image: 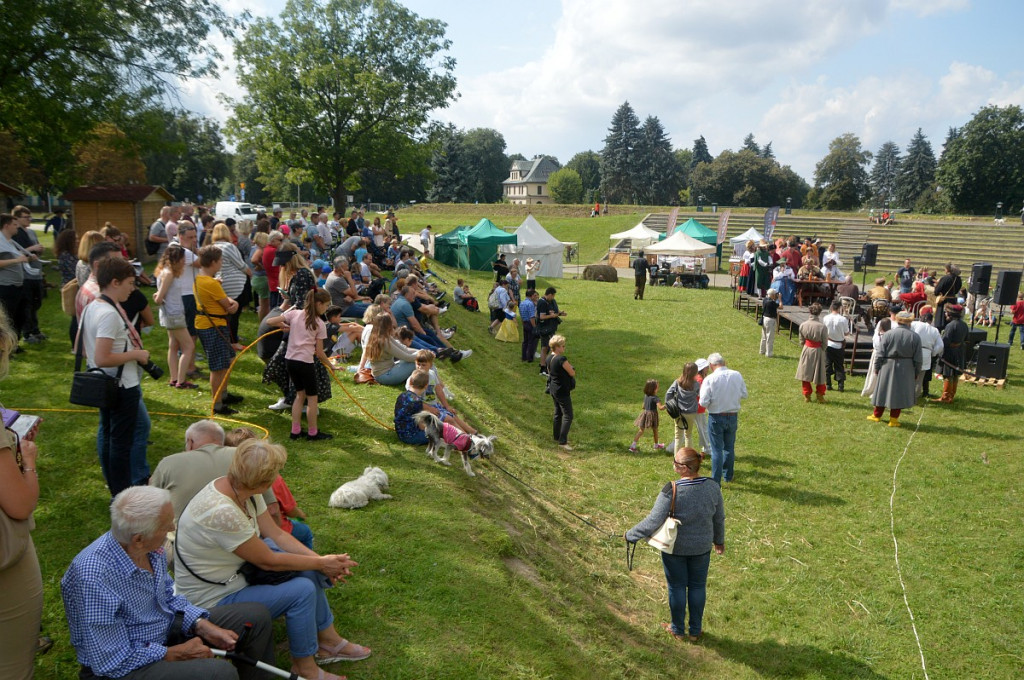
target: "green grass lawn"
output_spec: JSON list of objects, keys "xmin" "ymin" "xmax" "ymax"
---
[{"xmin": 12, "ymin": 217, "xmax": 1024, "ymax": 679}]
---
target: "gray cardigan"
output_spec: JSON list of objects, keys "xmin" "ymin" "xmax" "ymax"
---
[{"xmin": 626, "ymin": 478, "xmax": 725, "ymax": 556}]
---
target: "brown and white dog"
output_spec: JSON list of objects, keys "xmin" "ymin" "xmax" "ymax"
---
[{"xmin": 413, "ymin": 412, "xmax": 495, "ymax": 476}]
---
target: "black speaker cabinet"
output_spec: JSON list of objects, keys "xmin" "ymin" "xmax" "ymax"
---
[
  {"xmin": 853, "ymin": 255, "xmax": 863, "ymax": 272},
  {"xmin": 975, "ymin": 342, "xmax": 1010, "ymax": 380},
  {"xmin": 969, "ymin": 263, "xmax": 992, "ymax": 295},
  {"xmin": 992, "ymin": 270, "xmax": 1022, "ymax": 306},
  {"xmin": 965, "ymin": 328, "xmax": 988, "ymax": 363},
  {"xmin": 861, "ymin": 243, "xmax": 878, "ymax": 267}
]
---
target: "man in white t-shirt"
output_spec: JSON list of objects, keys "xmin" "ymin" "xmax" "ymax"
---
[{"xmin": 419, "ymin": 225, "xmax": 432, "ymax": 257}]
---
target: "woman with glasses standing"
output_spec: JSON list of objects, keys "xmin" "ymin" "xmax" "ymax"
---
[{"xmin": 625, "ymin": 447, "xmax": 725, "ymax": 643}]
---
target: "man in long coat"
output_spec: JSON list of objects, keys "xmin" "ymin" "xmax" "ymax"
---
[
  {"xmin": 796, "ymin": 303, "xmax": 829, "ymax": 403},
  {"xmin": 868, "ymin": 311, "xmax": 922, "ymax": 427},
  {"xmin": 933, "ymin": 303, "xmax": 969, "ymax": 404}
]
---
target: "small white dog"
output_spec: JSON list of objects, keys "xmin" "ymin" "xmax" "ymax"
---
[
  {"xmin": 412, "ymin": 412, "xmax": 496, "ymax": 477},
  {"xmin": 328, "ymin": 466, "xmax": 392, "ymax": 509}
]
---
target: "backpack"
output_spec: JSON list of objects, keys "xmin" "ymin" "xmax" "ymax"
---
[
  {"xmin": 464, "ymin": 297, "xmax": 479, "ymax": 312},
  {"xmin": 145, "ymin": 221, "xmax": 164, "ymax": 255},
  {"xmin": 487, "ymin": 288, "xmax": 502, "ymax": 310},
  {"xmin": 664, "ymin": 381, "xmax": 681, "ymax": 419}
]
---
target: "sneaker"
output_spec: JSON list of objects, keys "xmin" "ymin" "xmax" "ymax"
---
[
  {"xmin": 628, "ymin": 444, "xmax": 638, "ymax": 453},
  {"xmin": 441, "ymin": 328, "xmax": 455, "ymax": 340},
  {"xmin": 213, "ymin": 405, "xmax": 239, "ymax": 416},
  {"xmin": 458, "ymin": 349, "xmax": 472, "ymax": 359},
  {"xmin": 654, "ymin": 443, "xmax": 666, "ymax": 450},
  {"xmin": 559, "ymin": 443, "xmax": 574, "ymax": 452},
  {"xmin": 307, "ymin": 431, "xmax": 333, "ymax": 441},
  {"xmin": 436, "ymin": 347, "xmax": 455, "ymax": 360},
  {"xmin": 434, "ymin": 291, "xmax": 447, "ymax": 301},
  {"xmin": 449, "ymin": 350, "xmax": 463, "ymax": 363},
  {"xmin": 290, "ymin": 432, "xmax": 304, "ymax": 440},
  {"xmin": 25, "ymin": 335, "xmax": 41, "ymax": 344},
  {"xmin": 438, "ymin": 303, "xmax": 449, "ymax": 313},
  {"xmin": 222, "ymin": 393, "xmax": 244, "ymax": 405},
  {"xmin": 268, "ymin": 398, "xmax": 292, "ymax": 411}
]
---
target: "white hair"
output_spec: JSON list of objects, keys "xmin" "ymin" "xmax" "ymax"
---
[
  {"xmin": 707, "ymin": 352, "xmax": 725, "ymax": 366},
  {"xmin": 110, "ymin": 486, "xmax": 171, "ymax": 543},
  {"xmin": 185, "ymin": 419, "xmax": 225, "ymax": 449}
]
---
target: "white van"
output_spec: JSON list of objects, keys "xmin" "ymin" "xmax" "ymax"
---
[{"xmin": 213, "ymin": 201, "xmax": 259, "ymax": 223}]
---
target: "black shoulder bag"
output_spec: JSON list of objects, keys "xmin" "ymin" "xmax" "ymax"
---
[{"xmin": 69, "ymin": 309, "xmax": 124, "ymax": 409}]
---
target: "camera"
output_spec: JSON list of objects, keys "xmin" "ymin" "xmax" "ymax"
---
[{"xmin": 141, "ymin": 360, "xmax": 164, "ymax": 380}]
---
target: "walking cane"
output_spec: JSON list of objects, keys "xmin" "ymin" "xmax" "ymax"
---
[{"xmin": 210, "ymin": 623, "xmax": 310, "ymax": 680}]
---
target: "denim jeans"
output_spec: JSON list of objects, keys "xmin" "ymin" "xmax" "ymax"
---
[
  {"xmin": 290, "ymin": 521, "xmax": 315, "ymax": 550},
  {"xmin": 1009, "ymin": 323, "xmax": 1024, "ymax": 347},
  {"xmin": 97, "ymin": 385, "xmax": 141, "ymax": 496},
  {"xmin": 661, "ymin": 551, "xmax": 711, "ymax": 636},
  {"xmin": 375, "ymin": 360, "xmax": 416, "ymax": 386},
  {"xmin": 218, "ymin": 570, "xmax": 334, "ymax": 658},
  {"xmin": 707, "ymin": 413, "xmax": 738, "ymax": 484},
  {"xmin": 551, "ymin": 391, "xmax": 573, "ymax": 444},
  {"xmin": 97, "ymin": 396, "xmax": 151, "ymax": 487}
]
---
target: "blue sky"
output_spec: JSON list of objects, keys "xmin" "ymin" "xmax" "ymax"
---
[{"xmin": 190, "ymin": 0, "xmax": 1024, "ymax": 182}]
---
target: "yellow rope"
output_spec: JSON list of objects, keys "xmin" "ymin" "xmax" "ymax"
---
[{"xmin": 6, "ymin": 407, "xmax": 271, "ymax": 439}]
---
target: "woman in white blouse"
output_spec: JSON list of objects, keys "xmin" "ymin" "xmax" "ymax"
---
[
  {"xmin": 211, "ymin": 222, "xmax": 251, "ymax": 345},
  {"xmin": 174, "ymin": 439, "xmax": 370, "ymax": 680}
]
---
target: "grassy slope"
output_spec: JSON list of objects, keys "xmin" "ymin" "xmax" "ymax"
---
[{"xmin": 15, "ymin": 215, "xmax": 1023, "ymax": 679}]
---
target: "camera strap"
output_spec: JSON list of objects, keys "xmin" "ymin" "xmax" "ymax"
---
[{"xmin": 98, "ymin": 294, "xmax": 144, "ymax": 351}]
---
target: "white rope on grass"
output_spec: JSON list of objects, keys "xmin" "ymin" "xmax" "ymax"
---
[{"xmin": 889, "ymin": 404, "xmax": 930, "ymax": 680}]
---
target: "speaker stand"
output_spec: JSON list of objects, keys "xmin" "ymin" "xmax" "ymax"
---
[{"xmin": 994, "ymin": 305, "xmax": 1003, "ymax": 344}]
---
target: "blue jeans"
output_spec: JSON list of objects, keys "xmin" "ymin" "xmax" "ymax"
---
[
  {"xmin": 707, "ymin": 413, "xmax": 738, "ymax": 484},
  {"xmin": 218, "ymin": 570, "xmax": 333, "ymax": 658},
  {"xmin": 97, "ymin": 385, "xmax": 140, "ymax": 496},
  {"xmin": 375, "ymin": 360, "xmax": 416, "ymax": 386},
  {"xmin": 290, "ymin": 520, "xmax": 314, "ymax": 550},
  {"xmin": 662, "ymin": 551, "xmax": 711, "ymax": 636},
  {"xmin": 342, "ymin": 301, "xmax": 369, "ymax": 319},
  {"xmin": 97, "ymin": 395, "xmax": 151, "ymax": 487},
  {"xmin": 1009, "ymin": 323, "xmax": 1024, "ymax": 347}
]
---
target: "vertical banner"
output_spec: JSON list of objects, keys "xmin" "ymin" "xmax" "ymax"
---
[
  {"xmin": 666, "ymin": 207, "xmax": 680, "ymax": 235},
  {"xmin": 716, "ymin": 210, "xmax": 731, "ymax": 245},
  {"xmin": 763, "ymin": 206, "xmax": 780, "ymax": 241}
]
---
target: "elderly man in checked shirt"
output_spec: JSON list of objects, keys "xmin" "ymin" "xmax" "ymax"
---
[{"xmin": 61, "ymin": 486, "xmax": 275, "ymax": 680}]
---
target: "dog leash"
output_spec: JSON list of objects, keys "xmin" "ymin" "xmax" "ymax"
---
[{"xmin": 488, "ymin": 459, "xmax": 618, "ymax": 538}]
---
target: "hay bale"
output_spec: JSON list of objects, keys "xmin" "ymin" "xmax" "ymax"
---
[{"xmin": 583, "ymin": 264, "xmax": 618, "ymax": 282}]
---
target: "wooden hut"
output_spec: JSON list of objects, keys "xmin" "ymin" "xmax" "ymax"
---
[
  {"xmin": 62, "ymin": 185, "xmax": 173, "ymax": 261},
  {"xmin": 0, "ymin": 180, "xmax": 24, "ymax": 212}
]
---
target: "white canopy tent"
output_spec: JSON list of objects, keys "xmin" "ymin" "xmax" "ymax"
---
[
  {"xmin": 609, "ymin": 222, "xmax": 662, "ymax": 248},
  {"xmin": 498, "ymin": 214, "xmax": 563, "ymax": 278},
  {"xmin": 400, "ymin": 233, "xmax": 424, "ymax": 253},
  {"xmin": 729, "ymin": 227, "xmax": 764, "ymax": 257},
  {"xmin": 645, "ymin": 231, "xmax": 717, "ymax": 257}
]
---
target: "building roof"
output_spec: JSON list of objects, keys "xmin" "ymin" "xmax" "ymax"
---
[
  {"xmin": 62, "ymin": 185, "xmax": 174, "ymax": 203},
  {"xmin": 0, "ymin": 180, "xmax": 23, "ymax": 197},
  {"xmin": 503, "ymin": 157, "xmax": 559, "ymax": 185}
]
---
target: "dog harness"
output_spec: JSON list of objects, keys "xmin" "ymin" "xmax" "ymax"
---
[{"xmin": 442, "ymin": 422, "xmax": 475, "ymax": 455}]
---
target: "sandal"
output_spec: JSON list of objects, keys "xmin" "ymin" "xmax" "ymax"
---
[
  {"xmin": 293, "ymin": 668, "xmax": 345, "ymax": 680},
  {"xmin": 175, "ymin": 381, "xmax": 199, "ymax": 389},
  {"xmin": 168, "ymin": 380, "xmax": 178, "ymax": 388},
  {"xmin": 316, "ymin": 639, "xmax": 371, "ymax": 663}
]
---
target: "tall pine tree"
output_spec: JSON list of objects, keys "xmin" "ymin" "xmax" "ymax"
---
[
  {"xmin": 692, "ymin": 135, "xmax": 713, "ymax": 167},
  {"xmin": 895, "ymin": 128, "xmax": 936, "ymax": 209},
  {"xmin": 427, "ymin": 126, "xmax": 470, "ymax": 203},
  {"xmin": 868, "ymin": 141, "xmax": 901, "ymax": 206},
  {"xmin": 637, "ymin": 116, "xmax": 680, "ymax": 205},
  {"xmin": 741, "ymin": 133, "xmax": 761, "ymax": 155},
  {"xmin": 600, "ymin": 101, "xmax": 642, "ymax": 203}
]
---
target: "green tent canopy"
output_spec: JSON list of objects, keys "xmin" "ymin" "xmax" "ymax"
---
[
  {"xmin": 673, "ymin": 217, "xmax": 717, "ymax": 245},
  {"xmin": 434, "ymin": 225, "xmax": 471, "ymax": 269},
  {"xmin": 463, "ymin": 218, "xmax": 517, "ymax": 271}
]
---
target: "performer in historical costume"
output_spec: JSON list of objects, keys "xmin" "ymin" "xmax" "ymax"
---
[
  {"xmin": 770, "ymin": 258, "xmax": 796, "ymax": 306},
  {"xmin": 795, "ymin": 303, "xmax": 829, "ymax": 403},
  {"xmin": 753, "ymin": 241, "xmax": 772, "ymax": 297},
  {"xmin": 933, "ymin": 304, "xmax": 969, "ymax": 404},
  {"xmin": 867, "ymin": 311, "xmax": 922, "ymax": 427},
  {"xmin": 932, "ymin": 263, "xmax": 962, "ymax": 331}
]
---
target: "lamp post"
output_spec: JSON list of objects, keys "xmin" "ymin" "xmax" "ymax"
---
[
  {"xmin": 697, "ymin": 194, "xmax": 705, "ymax": 212},
  {"xmin": 996, "ymin": 201, "xmax": 1003, "ymax": 220},
  {"xmin": 785, "ymin": 197, "xmax": 792, "ymax": 215}
]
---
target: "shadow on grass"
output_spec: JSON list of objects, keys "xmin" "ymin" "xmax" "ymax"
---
[
  {"xmin": 704, "ymin": 635, "xmax": 890, "ymax": 679},
  {"xmin": 731, "ymin": 477, "xmax": 846, "ymax": 506}
]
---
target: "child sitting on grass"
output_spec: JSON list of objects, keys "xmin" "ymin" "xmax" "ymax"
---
[
  {"xmin": 324, "ymin": 305, "xmax": 362, "ymax": 360},
  {"xmin": 453, "ymin": 278, "xmax": 479, "ymax": 311},
  {"xmin": 394, "ymin": 369, "xmax": 430, "ymax": 445},
  {"xmin": 405, "ymin": 349, "xmax": 477, "ymax": 434}
]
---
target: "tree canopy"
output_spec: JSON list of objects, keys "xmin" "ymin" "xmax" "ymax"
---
[
  {"xmin": 894, "ymin": 128, "xmax": 936, "ymax": 210},
  {"xmin": 566, "ymin": 151, "xmax": 601, "ymax": 201},
  {"xmin": 809, "ymin": 133, "xmax": 871, "ymax": 210},
  {"xmin": 600, "ymin": 102, "xmax": 643, "ymax": 203},
  {"xmin": 228, "ymin": 0, "xmax": 457, "ymax": 209},
  {"xmin": 868, "ymin": 141, "xmax": 901, "ymax": 207},
  {"xmin": 935, "ymin": 105, "xmax": 1024, "ymax": 214},
  {"xmin": 546, "ymin": 168, "xmax": 584, "ymax": 204},
  {"xmin": 690, "ymin": 150, "xmax": 808, "ymax": 208}
]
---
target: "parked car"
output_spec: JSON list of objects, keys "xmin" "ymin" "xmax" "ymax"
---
[{"xmin": 214, "ymin": 201, "xmax": 258, "ymax": 222}]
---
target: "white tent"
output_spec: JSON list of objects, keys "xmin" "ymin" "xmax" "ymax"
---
[
  {"xmin": 729, "ymin": 227, "xmax": 764, "ymax": 257},
  {"xmin": 499, "ymin": 214, "xmax": 563, "ymax": 278},
  {"xmin": 609, "ymin": 222, "xmax": 661, "ymax": 248},
  {"xmin": 400, "ymin": 233, "xmax": 424, "ymax": 253},
  {"xmin": 645, "ymin": 230, "xmax": 717, "ymax": 257}
]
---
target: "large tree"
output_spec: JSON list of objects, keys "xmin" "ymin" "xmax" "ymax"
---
[
  {"xmin": 636, "ymin": 116, "xmax": 681, "ymax": 205},
  {"xmin": 73, "ymin": 123, "xmax": 148, "ymax": 187},
  {"xmin": 546, "ymin": 168, "xmax": 584, "ymax": 204},
  {"xmin": 690, "ymin": 149, "xmax": 809, "ymax": 208},
  {"xmin": 600, "ymin": 101, "xmax": 642, "ymax": 203},
  {"xmin": 228, "ymin": 0, "xmax": 457, "ymax": 209},
  {"xmin": 936, "ymin": 105, "xmax": 1024, "ymax": 214},
  {"xmin": 810, "ymin": 133, "xmax": 871, "ymax": 210},
  {"xmin": 462, "ymin": 128, "xmax": 508, "ymax": 203},
  {"xmin": 566, "ymin": 151, "xmax": 601, "ymax": 201},
  {"xmin": 0, "ymin": 0, "xmax": 234, "ymax": 196},
  {"xmin": 895, "ymin": 128, "xmax": 936, "ymax": 210},
  {"xmin": 741, "ymin": 133, "xmax": 761, "ymax": 156},
  {"xmin": 868, "ymin": 141, "xmax": 901, "ymax": 206},
  {"xmin": 427, "ymin": 126, "xmax": 471, "ymax": 203},
  {"xmin": 691, "ymin": 136, "xmax": 713, "ymax": 167},
  {"xmin": 141, "ymin": 112, "xmax": 229, "ymax": 202}
]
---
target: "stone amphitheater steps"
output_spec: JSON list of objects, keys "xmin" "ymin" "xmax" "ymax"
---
[{"xmin": 642, "ymin": 212, "xmax": 1024, "ymax": 278}]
